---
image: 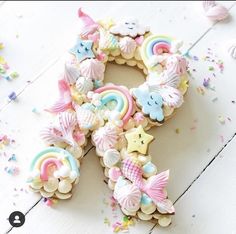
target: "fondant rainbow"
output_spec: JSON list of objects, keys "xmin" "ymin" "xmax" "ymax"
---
[
  {"xmin": 94, "ymin": 85, "xmax": 134, "ymax": 125},
  {"xmin": 30, "ymin": 147, "xmax": 79, "ymax": 181},
  {"xmin": 141, "ymin": 34, "xmax": 174, "ymax": 63}
]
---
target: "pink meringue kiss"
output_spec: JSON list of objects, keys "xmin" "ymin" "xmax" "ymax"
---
[
  {"xmin": 79, "ymin": 58, "xmax": 105, "ymax": 81},
  {"xmin": 203, "ymin": 1, "xmax": 229, "ymax": 21},
  {"xmin": 115, "ymin": 184, "xmax": 141, "ymax": 212}
]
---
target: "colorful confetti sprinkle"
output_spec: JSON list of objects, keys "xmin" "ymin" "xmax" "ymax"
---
[
  {"xmin": 4, "ymin": 165, "xmax": 20, "ymax": 176},
  {"xmin": 218, "ymin": 116, "xmax": 225, "ymax": 125},
  {"xmin": 8, "ymin": 91, "xmax": 17, "ymax": 101},
  {"xmin": 196, "ymin": 86, "xmax": 205, "ymax": 95},
  {"xmin": 112, "ymin": 216, "xmax": 135, "ymax": 233}
]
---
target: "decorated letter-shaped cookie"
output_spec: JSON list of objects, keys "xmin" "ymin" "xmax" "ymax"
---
[{"xmin": 28, "ymin": 8, "xmax": 190, "ymax": 227}]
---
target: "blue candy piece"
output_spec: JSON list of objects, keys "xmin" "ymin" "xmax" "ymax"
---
[
  {"xmin": 70, "ymin": 39, "xmax": 95, "ymax": 62},
  {"xmin": 133, "ymin": 88, "xmax": 164, "ymax": 122},
  {"xmin": 141, "ymin": 193, "xmax": 153, "ymax": 205},
  {"xmin": 142, "ymin": 162, "xmax": 157, "ymax": 175},
  {"xmin": 116, "ymin": 176, "xmax": 128, "ymax": 189},
  {"xmin": 8, "ymin": 91, "xmax": 17, "ymax": 101},
  {"xmin": 94, "ymin": 80, "xmax": 103, "ymax": 89}
]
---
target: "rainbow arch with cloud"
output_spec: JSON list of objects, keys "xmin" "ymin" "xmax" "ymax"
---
[
  {"xmin": 29, "ymin": 147, "xmax": 79, "ymax": 181},
  {"xmin": 94, "ymin": 84, "xmax": 134, "ymax": 125},
  {"xmin": 141, "ymin": 34, "xmax": 175, "ymax": 65}
]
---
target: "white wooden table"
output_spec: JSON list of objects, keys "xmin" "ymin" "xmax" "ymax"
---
[{"xmin": 0, "ymin": 1, "xmax": 236, "ymax": 234}]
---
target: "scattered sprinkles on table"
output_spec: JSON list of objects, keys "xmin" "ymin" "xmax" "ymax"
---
[
  {"xmin": 187, "ymin": 46, "xmax": 232, "ymax": 145},
  {"xmin": 0, "ymin": 43, "xmax": 20, "ymax": 102},
  {"xmin": 102, "ymin": 194, "xmax": 136, "ymax": 233},
  {"xmin": 0, "ymin": 133, "xmax": 20, "ymax": 176}
]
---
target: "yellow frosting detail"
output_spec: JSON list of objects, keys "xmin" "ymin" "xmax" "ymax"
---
[
  {"xmin": 179, "ymin": 74, "xmax": 189, "ymax": 95},
  {"xmin": 125, "ymin": 125, "xmax": 154, "ymax": 155}
]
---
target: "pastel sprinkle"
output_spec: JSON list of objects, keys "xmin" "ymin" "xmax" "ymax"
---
[
  {"xmin": 203, "ymin": 78, "xmax": 210, "ymax": 88},
  {"xmin": 8, "ymin": 92, "xmax": 17, "ymax": 101},
  {"xmin": 212, "ymin": 97, "xmax": 218, "ymax": 102},
  {"xmin": 8, "ymin": 154, "xmax": 17, "ymax": 161},
  {"xmin": 4, "ymin": 166, "xmax": 20, "ymax": 176},
  {"xmin": 104, "ymin": 217, "xmax": 111, "ymax": 226},
  {"xmin": 220, "ymin": 135, "xmax": 224, "ymax": 143},
  {"xmin": 112, "ymin": 216, "xmax": 135, "ymax": 233},
  {"xmin": 218, "ymin": 116, "xmax": 225, "ymax": 124},
  {"xmin": 175, "ymin": 128, "xmax": 180, "ymax": 134},
  {"xmin": 32, "ymin": 107, "xmax": 39, "ymax": 114},
  {"xmin": 10, "ymin": 72, "xmax": 19, "ymax": 79},
  {"xmin": 45, "ymin": 199, "xmax": 53, "ymax": 206},
  {"xmin": 196, "ymin": 87, "xmax": 205, "ymax": 95},
  {"xmin": 183, "ymin": 51, "xmax": 190, "ymax": 58}
]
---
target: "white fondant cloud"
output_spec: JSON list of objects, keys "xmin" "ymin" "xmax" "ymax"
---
[{"xmin": 110, "ymin": 18, "xmax": 149, "ymax": 38}]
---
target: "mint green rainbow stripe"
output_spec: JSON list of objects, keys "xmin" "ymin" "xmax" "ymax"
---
[{"xmin": 30, "ymin": 147, "xmax": 79, "ymax": 175}]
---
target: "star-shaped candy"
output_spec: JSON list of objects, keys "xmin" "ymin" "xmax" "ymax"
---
[
  {"xmin": 70, "ymin": 39, "xmax": 95, "ymax": 62},
  {"xmin": 125, "ymin": 125, "xmax": 154, "ymax": 154}
]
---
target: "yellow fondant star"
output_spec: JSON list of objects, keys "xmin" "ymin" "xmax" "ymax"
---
[{"xmin": 125, "ymin": 125, "xmax": 154, "ymax": 155}]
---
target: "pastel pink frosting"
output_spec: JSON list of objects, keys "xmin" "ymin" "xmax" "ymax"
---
[
  {"xmin": 92, "ymin": 124, "xmax": 118, "ymax": 152},
  {"xmin": 203, "ymin": 1, "xmax": 229, "ymax": 21},
  {"xmin": 119, "ymin": 37, "xmax": 137, "ymax": 55},
  {"xmin": 166, "ymin": 54, "xmax": 188, "ymax": 75},
  {"xmin": 79, "ymin": 58, "xmax": 105, "ymax": 81},
  {"xmin": 114, "ymin": 184, "xmax": 141, "ymax": 212}
]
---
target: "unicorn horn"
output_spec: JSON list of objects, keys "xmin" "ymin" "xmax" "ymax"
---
[
  {"xmin": 77, "ymin": 8, "xmax": 99, "ymax": 38},
  {"xmin": 78, "ymin": 8, "xmax": 96, "ymax": 26},
  {"xmin": 45, "ymin": 79, "xmax": 72, "ymax": 113}
]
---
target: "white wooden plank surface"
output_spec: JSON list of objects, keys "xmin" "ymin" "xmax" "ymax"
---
[
  {"xmin": 151, "ymin": 136, "xmax": 236, "ymax": 234},
  {"xmin": 0, "ymin": 1, "xmax": 236, "ymax": 234}
]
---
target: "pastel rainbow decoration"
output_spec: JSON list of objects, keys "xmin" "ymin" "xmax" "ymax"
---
[
  {"xmin": 141, "ymin": 34, "xmax": 174, "ymax": 66},
  {"xmin": 29, "ymin": 147, "xmax": 79, "ymax": 182},
  {"xmin": 94, "ymin": 85, "xmax": 134, "ymax": 125}
]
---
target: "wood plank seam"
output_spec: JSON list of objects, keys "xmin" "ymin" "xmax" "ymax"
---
[
  {"xmin": 149, "ymin": 132, "xmax": 236, "ymax": 234},
  {"xmin": 184, "ymin": 1, "xmax": 236, "ymax": 54},
  {"xmin": 5, "ymin": 198, "xmax": 42, "ymax": 234}
]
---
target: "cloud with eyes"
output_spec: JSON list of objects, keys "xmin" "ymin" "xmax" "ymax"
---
[{"xmin": 110, "ymin": 18, "xmax": 150, "ymax": 38}]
